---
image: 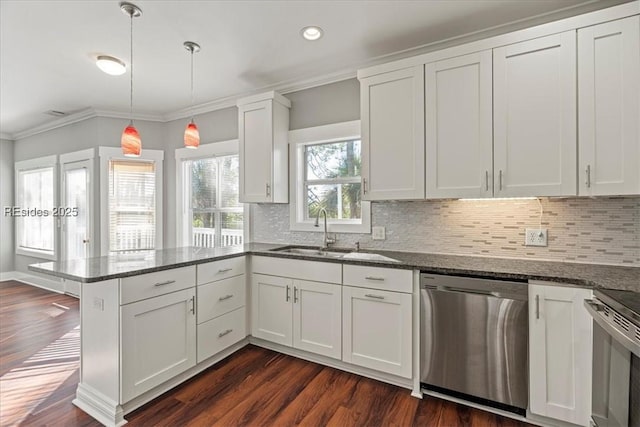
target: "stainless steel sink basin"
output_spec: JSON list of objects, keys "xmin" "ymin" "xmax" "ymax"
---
[
  {"xmin": 271, "ymin": 246, "xmax": 400, "ymax": 262},
  {"xmin": 273, "ymin": 247, "xmax": 346, "ymax": 258},
  {"xmin": 342, "ymin": 252, "xmax": 401, "ymax": 262}
]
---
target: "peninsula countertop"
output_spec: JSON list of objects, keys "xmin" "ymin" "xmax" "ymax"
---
[{"xmin": 29, "ymin": 243, "xmax": 639, "ymax": 292}]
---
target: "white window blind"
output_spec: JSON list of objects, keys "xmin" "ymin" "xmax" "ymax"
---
[
  {"xmin": 17, "ymin": 167, "xmax": 55, "ymax": 253},
  {"xmin": 108, "ymin": 160, "xmax": 156, "ymax": 252}
]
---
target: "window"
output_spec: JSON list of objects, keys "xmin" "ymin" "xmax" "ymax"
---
[
  {"xmin": 290, "ymin": 120, "xmax": 371, "ymax": 233},
  {"xmin": 176, "ymin": 140, "xmax": 246, "ymax": 248},
  {"xmin": 99, "ymin": 147, "xmax": 163, "ymax": 255},
  {"xmin": 15, "ymin": 156, "xmax": 58, "ymax": 259}
]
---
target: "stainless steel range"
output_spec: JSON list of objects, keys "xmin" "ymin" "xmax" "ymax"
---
[
  {"xmin": 420, "ymin": 273, "xmax": 528, "ymax": 415},
  {"xmin": 585, "ymin": 289, "xmax": 640, "ymax": 427}
]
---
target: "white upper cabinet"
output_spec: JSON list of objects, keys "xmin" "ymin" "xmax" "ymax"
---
[
  {"xmin": 578, "ymin": 16, "xmax": 640, "ymax": 196},
  {"xmin": 493, "ymin": 32, "xmax": 577, "ymax": 197},
  {"xmin": 238, "ymin": 91, "xmax": 290, "ymax": 203},
  {"xmin": 360, "ymin": 66, "xmax": 425, "ymax": 200},
  {"xmin": 425, "ymin": 51, "xmax": 493, "ymax": 199}
]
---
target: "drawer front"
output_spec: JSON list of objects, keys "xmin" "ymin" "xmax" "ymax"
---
[
  {"xmin": 120, "ymin": 266, "xmax": 196, "ymax": 305},
  {"xmin": 343, "ymin": 265, "xmax": 412, "ymax": 293},
  {"xmin": 197, "ymin": 256, "xmax": 246, "ymax": 285},
  {"xmin": 197, "ymin": 275, "xmax": 246, "ymax": 324},
  {"xmin": 251, "ymin": 256, "xmax": 342, "ymax": 284},
  {"xmin": 197, "ymin": 307, "xmax": 246, "ymax": 363}
]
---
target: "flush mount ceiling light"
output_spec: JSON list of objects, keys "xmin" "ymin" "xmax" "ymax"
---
[
  {"xmin": 96, "ymin": 55, "xmax": 126, "ymax": 76},
  {"xmin": 183, "ymin": 41, "xmax": 201, "ymax": 149},
  {"xmin": 301, "ymin": 26, "xmax": 323, "ymax": 41},
  {"xmin": 120, "ymin": 1, "xmax": 142, "ymax": 157}
]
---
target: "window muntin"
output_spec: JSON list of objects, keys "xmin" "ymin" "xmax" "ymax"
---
[
  {"xmin": 16, "ymin": 166, "xmax": 55, "ymax": 254},
  {"xmin": 108, "ymin": 160, "xmax": 157, "ymax": 253},
  {"xmin": 303, "ymin": 139, "xmax": 362, "ymax": 221},
  {"xmin": 185, "ymin": 154, "xmax": 243, "ymax": 248}
]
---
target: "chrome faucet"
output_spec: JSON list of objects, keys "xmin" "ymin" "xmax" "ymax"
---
[{"xmin": 314, "ymin": 208, "xmax": 336, "ymax": 250}]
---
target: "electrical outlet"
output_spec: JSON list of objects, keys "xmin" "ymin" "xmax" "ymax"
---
[
  {"xmin": 372, "ymin": 226, "xmax": 386, "ymax": 240},
  {"xmin": 525, "ymin": 228, "xmax": 548, "ymax": 247},
  {"xmin": 93, "ymin": 297, "xmax": 104, "ymax": 311}
]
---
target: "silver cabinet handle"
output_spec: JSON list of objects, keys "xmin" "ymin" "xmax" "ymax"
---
[
  {"xmin": 218, "ymin": 329, "xmax": 233, "ymax": 338},
  {"xmin": 154, "ymin": 280, "xmax": 176, "ymax": 287},
  {"xmin": 218, "ymin": 268, "xmax": 233, "ymax": 274},
  {"xmin": 485, "ymin": 171, "xmax": 489, "ymax": 191},
  {"xmin": 365, "ymin": 276, "xmax": 385, "ymax": 281},
  {"xmin": 266, "ymin": 183, "xmax": 271, "ymax": 196},
  {"xmin": 365, "ymin": 294, "xmax": 385, "ymax": 300},
  {"xmin": 362, "ymin": 178, "xmax": 367, "ymax": 195},
  {"xmin": 499, "ymin": 170, "xmax": 503, "ymax": 191},
  {"xmin": 294, "ymin": 286, "xmax": 298, "ymax": 303},
  {"xmin": 286, "ymin": 285, "xmax": 290, "ymax": 302},
  {"xmin": 585, "ymin": 165, "xmax": 591, "ymax": 188},
  {"xmin": 190, "ymin": 296, "xmax": 195, "ymax": 315},
  {"xmin": 218, "ymin": 294, "xmax": 234, "ymax": 301},
  {"xmin": 535, "ymin": 295, "xmax": 540, "ymax": 319}
]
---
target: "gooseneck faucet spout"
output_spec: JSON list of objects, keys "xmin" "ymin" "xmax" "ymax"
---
[{"xmin": 314, "ymin": 208, "xmax": 336, "ymax": 250}]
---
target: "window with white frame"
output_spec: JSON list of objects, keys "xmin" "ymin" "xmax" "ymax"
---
[
  {"xmin": 290, "ymin": 120, "xmax": 371, "ymax": 233},
  {"xmin": 14, "ymin": 155, "xmax": 57, "ymax": 259},
  {"xmin": 99, "ymin": 147, "xmax": 163, "ymax": 255},
  {"xmin": 176, "ymin": 140, "xmax": 245, "ymax": 248}
]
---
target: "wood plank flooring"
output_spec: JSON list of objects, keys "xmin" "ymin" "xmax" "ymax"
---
[{"xmin": 1, "ymin": 280, "xmax": 533, "ymax": 426}]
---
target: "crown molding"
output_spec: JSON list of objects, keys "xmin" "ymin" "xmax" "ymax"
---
[
  {"xmin": 93, "ymin": 109, "xmax": 165, "ymax": 122},
  {"xmin": 0, "ymin": 133, "xmax": 13, "ymax": 140},
  {"xmin": 163, "ymin": 68, "xmax": 356, "ymax": 122}
]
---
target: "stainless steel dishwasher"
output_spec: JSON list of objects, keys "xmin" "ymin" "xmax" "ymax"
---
[{"xmin": 420, "ymin": 273, "xmax": 528, "ymax": 415}]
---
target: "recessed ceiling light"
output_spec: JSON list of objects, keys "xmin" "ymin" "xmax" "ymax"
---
[
  {"xmin": 301, "ymin": 26, "xmax": 323, "ymax": 41},
  {"xmin": 96, "ymin": 55, "xmax": 126, "ymax": 75}
]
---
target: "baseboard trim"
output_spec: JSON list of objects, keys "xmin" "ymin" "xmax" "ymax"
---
[
  {"xmin": 0, "ymin": 271, "xmax": 64, "ymax": 294},
  {"xmin": 74, "ymin": 383, "xmax": 127, "ymax": 427}
]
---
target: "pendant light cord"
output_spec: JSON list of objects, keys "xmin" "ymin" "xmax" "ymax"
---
[
  {"xmin": 190, "ymin": 49, "xmax": 194, "ymax": 121},
  {"xmin": 129, "ymin": 12, "xmax": 134, "ymax": 124}
]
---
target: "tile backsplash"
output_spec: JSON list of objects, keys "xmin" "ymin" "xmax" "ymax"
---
[{"xmin": 251, "ymin": 197, "xmax": 640, "ymax": 266}]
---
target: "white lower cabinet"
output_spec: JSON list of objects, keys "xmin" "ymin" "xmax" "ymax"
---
[
  {"xmin": 120, "ymin": 287, "xmax": 197, "ymax": 403},
  {"xmin": 528, "ymin": 282, "xmax": 592, "ymax": 426},
  {"xmin": 342, "ymin": 285, "xmax": 412, "ymax": 379},
  {"xmin": 197, "ymin": 307, "xmax": 246, "ymax": 363},
  {"xmin": 251, "ymin": 273, "xmax": 342, "ymax": 359}
]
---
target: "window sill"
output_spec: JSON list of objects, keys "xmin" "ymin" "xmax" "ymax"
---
[{"xmin": 16, "ymin": 247, "xmax": 57, "ymax": 260}]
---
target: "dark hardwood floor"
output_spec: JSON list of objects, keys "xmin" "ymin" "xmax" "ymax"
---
[{"xmin": 1, "ymin": 280, "xmax": 533, "ymax": 426}]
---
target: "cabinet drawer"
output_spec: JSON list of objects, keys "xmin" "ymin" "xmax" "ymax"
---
[
  {"xmin": 120, "ymin": 266, "xmax": 196, "ymax": 305},
  {"xmin": 251, "ymin": 256, "xmax": 341, "ymax": 284},
  {"xmin": 197, "ymin": 307, "xmax": 246, "ymax": 363},
  {"xmin": 197, "ymin": 257, "xmax": 246, "ymax": 285},
  {"xmin": 343, "ymin": 265, "xmax": 412, "ymax": 293},
  {"xmin": 197, "ymin": 275, "xmax": 246, "ymax": 324}
]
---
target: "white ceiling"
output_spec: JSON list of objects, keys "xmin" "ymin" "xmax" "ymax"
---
[{"xmin": 0, "ymin": 0, "xmax": 630, "ymax": 138}]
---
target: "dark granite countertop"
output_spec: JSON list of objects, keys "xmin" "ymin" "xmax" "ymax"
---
[{"xmin": 29, "ymin": 243, "xmax": 639, "ymax": 293}]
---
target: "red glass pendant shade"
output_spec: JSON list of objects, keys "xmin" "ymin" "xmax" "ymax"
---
[
  {"xmin": 121, "ymin": 124, "xmax": 141, "ymax": 157},
  {"xmin": 184, "ymin": 120, "xmax": 200, "ymax": 149}
]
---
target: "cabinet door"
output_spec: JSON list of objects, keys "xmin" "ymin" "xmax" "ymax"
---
[
  {"xmin": 529, "ymin": 283, "xmax": 592, "ymax": 426},
  {"xmin": 121, "ymin": 287, "xmax": 196, "ymax": 403},
  {"xmin": 239, "ymin": 100, "xmax": 273, "ymax": 203},
  {"xmin": 251, "ymin": 273, "xmax": 293, "ymax": 346},
  {"xmin": 426, "ymin": 51, "xmax": 493, "ymax": 198},
  {"xmin": 361, "ymin": 66, "xmax": 425, "ymax": 200},
  {"xmin": 494, "ymin": 32, "xmax": 577, "ymax": 197},
  {"xmin": 578, "ymin": 16, "xmax": 640, "ymax": 196},
  {"xmin": 292, "ymin": 280, "xmax": 342, "ymax": 360},
  {"xmin": 342, "ymin": 286, "xmax": 412, "ymax": 378}
]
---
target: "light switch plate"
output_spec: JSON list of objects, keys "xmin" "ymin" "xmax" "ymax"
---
[
  {"xmin": 525, "ymin": 228, "xmax": 548, "ymax": 247},
  {"xmin": 372, "ymin": 226, "xmax": 386, "ymax": 240}
]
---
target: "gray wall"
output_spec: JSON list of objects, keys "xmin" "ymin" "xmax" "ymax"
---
[
  {"xmin": 288, "ymin": 79, "xmax": 360, "ymax": 130},
  {"xmin": 0, "ymin": 139, "xmax": 14, "ymax": 273}
]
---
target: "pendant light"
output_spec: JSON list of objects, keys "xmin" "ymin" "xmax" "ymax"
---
[
  {"xmin": 183, "ymin": 41, "xmax": 201, "ymax": 149},
  {"xmin": 120, "ymin": 2, "xmax": 142, "ymax": 157}
]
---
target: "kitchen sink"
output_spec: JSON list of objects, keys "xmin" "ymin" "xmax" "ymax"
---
[{"xmin": 270, "ymin": 246, "xmax": 401, "ymax": 262}]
